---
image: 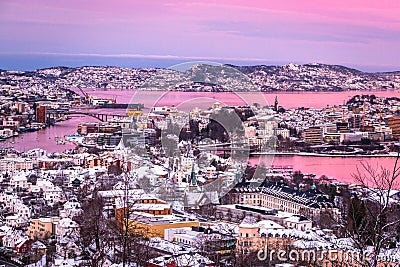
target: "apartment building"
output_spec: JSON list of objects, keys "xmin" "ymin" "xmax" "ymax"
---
[
  {"xmin": 303, "ymin": 126, "xmax": 323, "ymax": 144},
  {"xmin": 27, "ymin": 217, "xmax": 60, "ymax": 240},
  {"xmin": 388, "ymin": 116, "xmax": 400, "ymax": 139},
  {"xmin": 0, "ymin": 157, "xmax": 34, "ymax": 171}
]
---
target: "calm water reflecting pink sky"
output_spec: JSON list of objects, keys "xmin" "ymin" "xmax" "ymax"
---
[{"xmin": 3, "ymin": 90, "xmax": 400, "ymax": 184}]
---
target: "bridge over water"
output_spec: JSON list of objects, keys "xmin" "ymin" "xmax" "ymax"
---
[{"xmin": 47, "ymin": 109, "xmax": 127, "ymax": 122}]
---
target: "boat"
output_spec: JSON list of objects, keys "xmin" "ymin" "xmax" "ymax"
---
[{"xmin": 55, "ymin": 136, "xmax": 66, "ymax": 145}]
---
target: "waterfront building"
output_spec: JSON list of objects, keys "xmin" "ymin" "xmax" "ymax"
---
[
  {"xmin": 388, "ymin": 116, "xmax": 400, "ymax": 139},
  {"xmin": 349, "ymin": 114, "xmax": 362, "ymax": 130},
  {"xmin": 35, "ymin": 105, "xmax": 47, "ymax": 124},
  {"xmin": 2, "ymin": 120, "xmax": 20, "ymax": 131},
  {"xmin": 303, "ymin": 126, "xmax": 323, "ymax": 144},
  {"xmin": 77, "ymin": 122, "xmax": 121, "ymax": 135},
  {"xmin": 275, "ymin": 128, "xmax": 290, "ymax": 139},
  {"xmin": 336, "ymin": 122, "xmax": 349, "ymax": 131}
]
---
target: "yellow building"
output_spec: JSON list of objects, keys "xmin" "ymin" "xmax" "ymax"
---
[
  {"xmin": 113, "ymin": 192, "xmax": 198, "ymax": 238},
  {"xmin": 27, "ymin": 217, "xmax": 60, "ymax": 240},
  {"xmin": 123, "ymin": 212, "xmax": 199, "ymax": 238},
  {"xmin": 127, "ymin": 109, "xmax": 143, "ymax": 117}
]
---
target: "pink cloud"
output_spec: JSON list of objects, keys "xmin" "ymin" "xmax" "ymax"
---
[{"xmin": 0, "ymin": 0, "xmax": 399, "ymax": 70}]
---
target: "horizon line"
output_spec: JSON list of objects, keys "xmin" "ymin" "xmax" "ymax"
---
[{"xmin": 0, "ymin": 51, "xmax": 399, "ymax": 73}]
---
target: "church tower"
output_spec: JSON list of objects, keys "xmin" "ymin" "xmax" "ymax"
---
[{"xmin": 274, "ymin": 96, "xmax": 279, "ymax": 112}]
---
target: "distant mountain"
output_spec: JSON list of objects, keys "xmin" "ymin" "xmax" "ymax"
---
[
  {"xmin": 230, "ymin": 63, "xmax": 400, "ymax": 91},
  {"xmin": 0, "ymin": 63, "xmax": 399, "ymax": 92}
]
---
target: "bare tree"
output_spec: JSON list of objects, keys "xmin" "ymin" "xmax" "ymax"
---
[
  {"xmin": 74, "ymin": 193, "xmax": 112, "ymax": 267},
  {"xmin": 107, "ymin": 174, "xmax": 157, "ymax": 266},
  {"xmin": 344, "ymin": 154, "xmax": 400, "ymax": 267}
]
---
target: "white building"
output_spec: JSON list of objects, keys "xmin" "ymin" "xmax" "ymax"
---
[
  {"xmin": 56, "ymin": 218, "xmax": 80, "ymax": 238},
  {"xmin": 9, "ymin": 172, "xmax": 28, "ymax": 189},
  {"xmin": 43, "ymin": 185, "xmax": 65, "ymax": 205}
]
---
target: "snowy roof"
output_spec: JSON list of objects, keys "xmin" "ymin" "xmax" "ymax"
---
[
  {"xmin": 284, "ymin": 215, "xmax": 312, "ymax": 223},
  {"xmin": 146, "ymin": 237, "xmax": 197, "ymax": 255},
  {"xmin": 54, "ymin": 258, "xmax": 81, "ymax": 267},
  {"xmin": 32, "ymin": 240, "xmax": 47, "ymax": 249},
  {"xmin": 291, "ymin": 239, "xmax": 333, "ymax": 250},
  {"xmin": 209, "ymin": 222, "xmax": 239, "ymax": 235},
  {"xmin": 114, "ymin": 196, "xmax": 166, "ymax": 209},
  {"xmin": 0, "ymin": 225, "xmax": 12, "ymax": 233},
  {"xmin": 98, "ymin": 189, "xmax": 156, "ymax": 199},
  {"xmin": 239, "ymin": 216, "xmax": 258, "ymax": 229},
  {"xmin": 15, "ymin": 236, "xmax": 30, "ymax": 248},
  {"xmin": 148, "ymin": 253, "xmax": 213, "ymax": 267},
  {"xmin": 184, "ymin": 191, "xmax": 220, "ymax": 207},
  {"xmin": 58, "ymin": 218, "xmax": 79, "ymax": 228},
  {"xmin": 151, "ymin": 165, "xmax": 168, "ymax": 176},
  {"xmin": 258, "ymin": 220, "xmax": 285, "ymax": 229},
  {"xmin": 130, "ymin": 203, "xmax": 171, "ymax": 211},
  {"xmin": 129, "ymin": 212, "xmax": 198, "ymax": 225},
  {"xmin": 11, "ymin": 174, "xmax": 27, "ymax": 181}
]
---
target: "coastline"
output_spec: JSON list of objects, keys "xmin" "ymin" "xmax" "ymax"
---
[{"xmin": 251, "ymin": 151, "xmax": 400, "ymax": 158}]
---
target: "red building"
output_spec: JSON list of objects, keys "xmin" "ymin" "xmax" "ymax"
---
[
  {"xmin": 36, "ymin": 105, "xmax": 47, "ymax": 123},
  {"xmin": 15, "ymin": 238, "xmax": 31, "ymax": 253}
]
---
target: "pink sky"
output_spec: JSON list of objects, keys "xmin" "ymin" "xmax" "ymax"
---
[{"xmin": 1, "ymin": 0, "xmax": 400, "ymax": 70}]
